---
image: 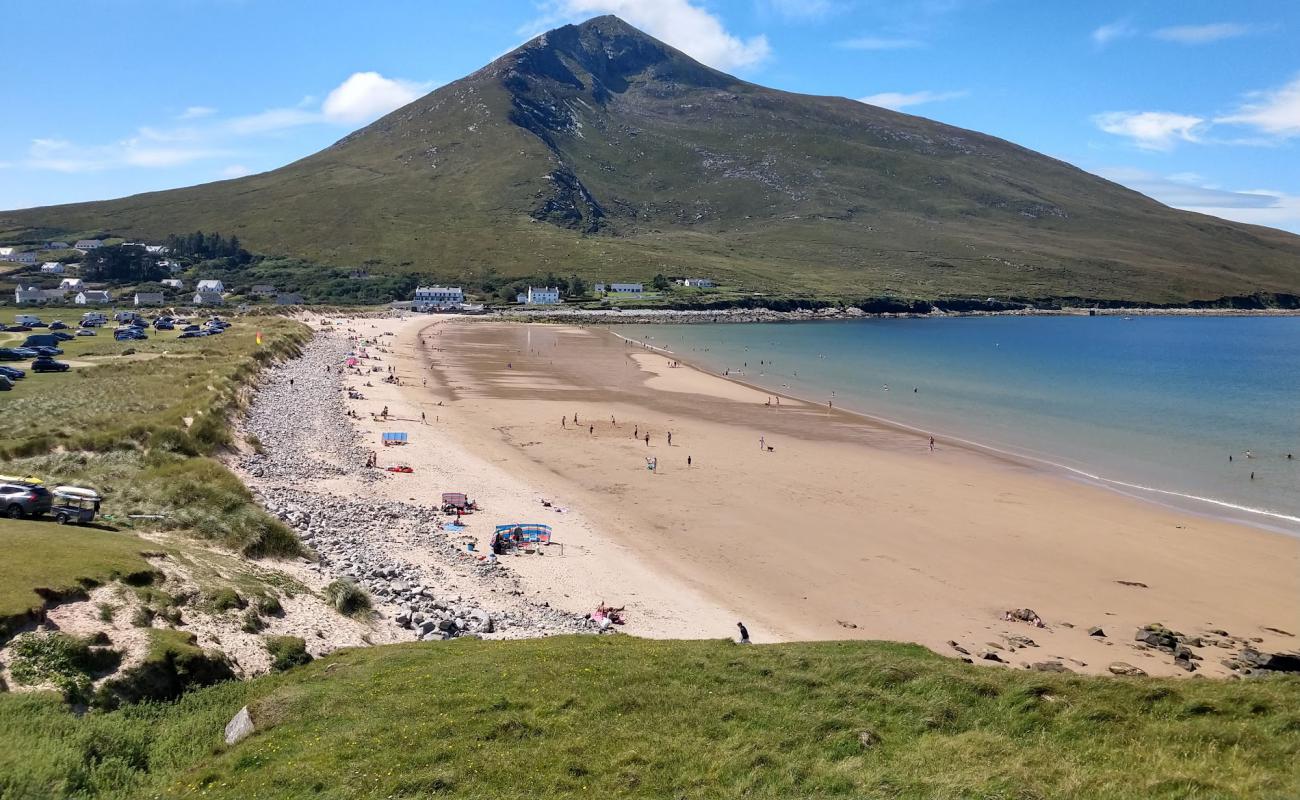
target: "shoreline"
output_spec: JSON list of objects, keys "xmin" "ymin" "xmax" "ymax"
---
[
  {"xmin": 490, "ymin": 306, "xmax": 1300, "ymax": 325},
  {"xmin": 400, "ymin": 315, "xmax": 1299, "ymax": 678},
  {"xmin": 606, "ymin": 329, "xmax": 1300, "ymax": 537}
]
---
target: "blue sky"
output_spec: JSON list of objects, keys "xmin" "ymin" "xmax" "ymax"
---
[{"xmin": 3, "ymin": 0, "xmax": 1298, "ymax": 232}]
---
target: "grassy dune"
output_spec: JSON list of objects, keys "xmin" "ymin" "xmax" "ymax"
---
[{"xmin": 1, "ymin": 637, "xmax": 1297, "ymax": 799}]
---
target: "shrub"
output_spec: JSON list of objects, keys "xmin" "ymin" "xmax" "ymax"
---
[
  {"xmin": 240, "ymin": 609, "xmax": 265, "ymax": 633},
  {"xmin": 265, "ymin": 636, "xmax": 313, "ymax": 672},
  {"xmin": 210, "ymin": 588, "xmax": 245, "ymax": 612},
  {"xmin": 323, "ymin": 580, "xmax": 372, "ymax": 618},
  {"xmin": 96, "ymin": 603, "xmax": 116, "ymax": 623},
  {"xmin": 7, "ymin": 632, "xmax": 120, "ymax": 703},
  {"xmin": 254, "ymin": 594, "xmax": 283, "ymax": 617},
  {"xmin": 130, "ymin": 607, "xmax": 156, "ymax": 628}
]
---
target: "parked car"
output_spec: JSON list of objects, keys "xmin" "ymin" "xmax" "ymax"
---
[
  {"xmin": 76, "ymin": 329, "xmax": 97, "ymax": 337},
  {"xmin": 0, "ymin": 366, "xmax": 26, "ymax": 380},
  {"xmin": 155, "ymin": 321, "xmax": 174, "ymax": 331},
  {"xmin": 114, "ymin": 329, "xmax": 147, "ymax": 341},
  {"xmin": 182, "ymin": 324, "xmax": 200, "ymax": 332},
  {"xmin": 51, "ymin": 331, "xmax": 75, "ymax": 341},
  {"xmin": 0, "ymin": 375, "xmax": 12, "ymax": 391},
  {"xmin": 0, "ymin": 482, "xmax": 52, "ymax": 518},
  {"xmin": 6, "ymin": 325, "xmax": 32, "ymax": 332},
  {"xmin": 0, "ymin": 348, "xmax": 26, "ymax": 361},
  {"xmin": 178, "ymin": 330, "xmax": 206, "ymax": 339},
  {"xmin": 31, "ymin": 357, "xmax": 70, "ymax": 373},
  {"xmin": 11, "ymin": 347, "xmax": 38, "ymax": 357},
  {"xmin": 49, "ymin": 321, "xmax": 68, "ymax": 330},
  {"xmin": 130, "ymin": 318, "xmax": 148, "ymax": 328},
  {"xmin": 30, "ymin": 346, "xmax": 64, "ymax": 356}
]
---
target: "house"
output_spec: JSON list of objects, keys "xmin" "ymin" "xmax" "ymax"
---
[
  {"xmin": 74, "ymin": 239, "xmax": 103, "ymax": 250},
  {"xmin": 196, "ymin": 279, "xmax": 225, "ymax": 294},
  {"xmin": 59, "ymin": 277, "xmax": 84, "ymax": 291},
  {"xmin": 609, "ymin": 283, "xmax": 643, "ymax": 295},
  {"xmin": 275, "ymin": 292, "xmax": 305, "ymax": 306},
  {"xmin": 681, "ymin": 277, "xmax": 715, "ymax": 288},
  {"xmin": 250, "ymin": 284, "xmax": 277, "ymax": 297},
  {"xmin": 10, "ymin": 252, "xmax": 37, "ymax": 265},
  {"xmin": 40, "ymin": 262, "xmax": 65, "ymax": 274},
  {"xmin": 162, "ymin": 278, "xmax": 184, "ymax": 289},
  {"xmin": 524, "ymin": 286, "xmax": 561, "ymax": 305},
  {"xmin": 593, "ymin": 283, "xmax": 606, "ymax": 294},
  {"xmin": 144, "ymin": 245, "xmax": 167, "ymax": 254},
  {"xmin": 76, "ymin": 290, "xmax": 112, "ymax": 305},
  {"xmin": 413, "ymin": 286, "xmax": 464, "ymax": 310},
  {"xmin": 0, "ymin": 247, "xmax": 15, "ymax": 259},
  {"xmin": 134, "ymin": 292, "xmax": 165, "ymax": 307},
  {"xmin": 193, "ymin": 291, "xmax": 224, "ymax": 306},
  {"xmin": 15, "ymin": 286, "xmax": 50, "ymax": 304},
  {"xmin": 46, "ymin": 241, "xmax": 70, "ymax": 250}
]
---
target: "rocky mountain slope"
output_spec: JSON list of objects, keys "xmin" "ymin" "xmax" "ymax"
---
[{"xmin": 4, "ymin": 15, "xmax": 1299, "ymax": 303}]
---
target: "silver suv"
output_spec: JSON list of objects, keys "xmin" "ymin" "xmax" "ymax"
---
[{"xmin": 1, "ymin": 482, "xmax": 52, "ymax": 518}]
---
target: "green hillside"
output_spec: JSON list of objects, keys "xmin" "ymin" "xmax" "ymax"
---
[
  {"xmin": 3, "ymin": 15, "xmax": 1300, "ymax": 303},
  {"xmin": 4, "ymin": 636, "xmax": 1298, "ymax": 799}
]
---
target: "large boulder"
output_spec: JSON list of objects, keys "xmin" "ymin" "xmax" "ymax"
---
[
  {"xmin": 1239, "ymin": 649, "xmax": 1300, "ymax": 673},
  {"xmin": 224, "ymin": 706, "xmax": 255, "ymax": 746},
  {"xmin": 1108, "ymin": 662, "xmax": 1147, "ymax": 677}
]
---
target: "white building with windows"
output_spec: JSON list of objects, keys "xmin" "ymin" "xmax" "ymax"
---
[
  {"xmin": 59, "ymin": 278, "xmax": 84, "ymax": 291},
  {"xmin": 15, "ymin": 286, "xmax": 56, "ymax": 304},
  {"xmin": 8, "ymin": 251, "xmax": 37, "ymax": 264},
  {"xmin": 46, "ymin": 241, "xmax": 70, "ymax": 250},
  {"xmin": 413, "ymin": 286, "xmax": 465, "ymax": 310},
  {"xmin": 135, "ymin": 292, "xmax": 165, "ymax": 306},
  {"xmin": 74, "ymin": 239, "xmax": 103, "ymax": 250},
  {"xmin": 162, "ymin": 278, "xmax": 184, "ymax": 289},
  {"xmin": 523, "ymin": 286, "xmax": 561, "ymax": 305},
  {"xmin": 681, "ymin": 277, "xmax": 715, "ymax": 288},
  {"xmin": 193, "ymin": 290, "xmax": 224, "ymax": 306},
  {"xmin": 608, "ymin": 283, "xmax": 643, "ymax": 295},
  {"xmin": 40, "ymin": 262, "xmax": 65, "ymax": 274},
  {"xmin": 196, "ymin": 279, "xmax": 225, "ymax": 294},
  {"xmin": 76, "ymin": 290, "xmax": 112, "ymax": 305}
]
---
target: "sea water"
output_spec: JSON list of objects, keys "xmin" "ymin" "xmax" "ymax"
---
[{"xmin": 620, "ymin": 316, "xmax": 1300, "ymax": 534}]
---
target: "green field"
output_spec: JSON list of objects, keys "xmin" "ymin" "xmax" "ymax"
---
[{"xmin": 2, "ymin": 636, "xmax": 1297, "ymax": 799}]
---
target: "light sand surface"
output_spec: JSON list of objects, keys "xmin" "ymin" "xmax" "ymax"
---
[{"xmin": 325, "ymin": 314, "xmax": 1300, "ymax": 677}]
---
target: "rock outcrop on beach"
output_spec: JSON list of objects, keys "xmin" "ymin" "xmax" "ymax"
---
[{"xmin": 237, "ymin": 329, "xmax": 594, "ymax": 641}]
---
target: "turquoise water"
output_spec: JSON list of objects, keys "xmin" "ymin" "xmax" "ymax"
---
[{"xmin": 620, "ymin": 316, "xmax": 1300, "ymax": 533}]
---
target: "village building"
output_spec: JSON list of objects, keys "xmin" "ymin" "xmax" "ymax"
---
[
  {"xmin": 251, "ymin": 284, "xmax": 277, "ymax": 297},
  {"xmin": 413, "ymin": 286, "xmax": 465, "ymax": 310},
  {"xmin": 8, "ymin": 252, "xmax": 38, "ymax": 264},
  {"xmin": 74, "ymin": 239, "xmax": 103, "ymax": 250},
  {"xmin": 680, "ymin": 277, "xmax": 715, "ymax": 288},
  {"xmin": 76, "ymin": 290, "xmax": 112, "ymax": 305},
  {"xmin": 134, "ymin": 292, "xmax": 165, "ymax": 307},
  {"xmin": 40, "ymin": 262, "xmax": 65, "ymax": 274},
  {"xmin": 196, "ymin": 279, "xmax": 225, "ymax": 294},
  {"xmin": 193, "ymin": 290, "xmax": 224, "ymax": 306},
  {"xmin": 275, "ymin": 292, "xmax": 305, "ymax": 305},
  {"xmin": 46, "ymin": 241, "xmax": 70, "ymax": 250},
  {"xmin": 15, "ymin": 286, "xmax": 60, "ymax": 304},
  {"xmin": 59, "ymin": 277, "xmax": 84, "ymax": 291},
  {"xmin": 522, "ymin": 286, "xmax": 562, "ymax": 305},
  {"xmin": 162, "ymin": 278, "xmax": 185, "ymax": 289},
  {"xmin": 608, "ymin": 282, "xmax": 643, "ymax": 295}
]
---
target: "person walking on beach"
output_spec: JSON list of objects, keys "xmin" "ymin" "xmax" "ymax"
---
[
  {"xmin": 634, "ymin": 425, "xmax": 638, "ymax": 439},
  {"xmin": 737, "ymin": 622, "xmax": 751, "ymax": 644},
  {"xmin": 289, "ymin": 378, "xmax": 294, "ymax": 388},
  {"xmin": 667, "ymin": 431, "xmax": 673, "ymax": 446},
  {"xmin": 421, "ymin": 411, "xmax": 426, "ymax": 424},
  {"xmin": 687, "ymin": 455, "xmax": 692, "ymax": 467},
  {"xmin": 562, "ymin": 416, "xmax": 567, "ymax": 429},
  {"xmin": 759, "ymin": 435, "xmax": 765, "ymax": 451},
  {"xmin": 929, "ymin": 436, "xmax": 935, "ymax": 452},
  {"xmin": 589, "ymin": 425, "xmax": 594, "ymax": 435},
  {"xmin": 644, "ymin": 432, "xmax": 650, "ymax": 446}
]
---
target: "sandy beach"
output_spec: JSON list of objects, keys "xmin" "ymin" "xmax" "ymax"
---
[{"xmin": 328, "ymin": 314, "xmax": 1299, "ymax": 677}]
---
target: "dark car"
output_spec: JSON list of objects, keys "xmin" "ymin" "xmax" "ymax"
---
[
  {"xmin": 31, "ymin": 357, "xmax": 70, "ymax": 373},
  {"xmin": 182, "ymin": 324, "xmax": 200, "ymax": 332},
  {"xmin": 0, "ymin": 375, "xmax": 12, "ymax": 391},
  {"xmin": 12, "ymin": 347, "xmax": 39, "ymax": 357},
  {"xmin": 178, "ymin": 330, "xmax": 206, "ymax": 339},
  {"xmin": 49, "ymin": 321, "xmax": 68, "ymax": 330},
  {"xmin": 30, "ymin": 345, "xmax": 64, "ymax": 356},
  {"xmin": 130, "ymin": 318, "xmax": 148, "ymax": 328},
  {"xmin": 6, "ymin": 325, "xmax": 32, "ymax": 332},
  {"xmin": 51, "ymin": 331, "xmax": 75, "ymax": 341},
  {"xmin": 0, "ymin": 365, "xmax": 26, "ymax": 380},
  {"xmin": 114, "ymin": 329, "xmax": 147, "ymax": 341},
  {"xmin": 27, "ymin": 320, "xmax": 48, "ymax": 328},
  {"xmin": 155, "ymin": 321, "xmax": 174, "ymax": 331},
  {"xmin": 0, "ymin": 348, "xmax": 26, "ymax": 361},
  {"xmin": 0, "ymin": 483, "xmax": 53, "ymax": 518}
]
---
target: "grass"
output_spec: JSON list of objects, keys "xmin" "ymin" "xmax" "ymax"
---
[
  {"xmin": 2, "ymin": 20, "xmax": 1298, "ymax": 305},
  {"xmin": 322, "ymin": 579, "xmax": 372, "ymax": 618},
  {"xmin": 0, "ymin": 519, "xmax": 158, "ymax": 638},
  {"xmin": 0, "ymin": 636, "xmax": 1297, "ymax": 799}
]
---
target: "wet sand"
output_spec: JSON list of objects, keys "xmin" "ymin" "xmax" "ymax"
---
[{"xmin": 372, "ymin": 316, "xmax": 1299, "ymax": 676}]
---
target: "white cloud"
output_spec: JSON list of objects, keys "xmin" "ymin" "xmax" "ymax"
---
[
  {"xmin": 178, "ymin": 105, "xmax": 217, "ymax": 120},
  {"xmin": 1215, "ymin": 75, "xmax": 1300, "ymax": 138},
  {"xmin": 224, "ymin": 107, "xmax": 322, "ymax": 136},
  {"xmin": 221, "ymin": 164, "xmax": 252, "ymax": 179},
  {"xmin": 546, "ymin": 0, "xmax": 771, "ymax": 70},
  {"xmin": 1091, "ymin": 19, "xmax": 1137, "ymax": 47},
  {"xmin": 24, "ymin": 136, "xmax": 227, "ymax": 173},
  {"xmin": 1098, "ymin": 167, "xmax": 1300, "ymax": 233},
  {"xmin": 321, "ymin": 72, "xmax": 430, "ymax": 124},
  {"xmin": 1152, "ymin": 22, "xmax": 1258, "ymax": 44},
  {"xmin": 858, "ymin": 89, "xmax": 967, "ymax": 110},
  {"xmin": 1093, "ymin": 111, "xmax": 1206, "ymax": 150},
  {"xmin": 837, "ymin": 36, "xmax": 923, "ymax": 50}
]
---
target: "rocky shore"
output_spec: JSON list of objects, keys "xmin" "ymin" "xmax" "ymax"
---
[{"xmin": 237, "ymin": 328, "xmax": 597, "ymax": 641}]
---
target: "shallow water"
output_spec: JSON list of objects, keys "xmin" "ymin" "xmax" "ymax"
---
[{"xmin": 620, "ymin": 316, "xmax": 1300, "ymax": 533}]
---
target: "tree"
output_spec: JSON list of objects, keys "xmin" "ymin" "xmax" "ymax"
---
[
  {"xmin": 80, "ymin": 245, "xmax": 164, "ymax": 284},
  {"xmin": 652, "ymin": 273, "xmax": 671, "ymax": 291},
  {"xmin": 568, "ymin": 274, "xmax": 586, "ymax": 297}
]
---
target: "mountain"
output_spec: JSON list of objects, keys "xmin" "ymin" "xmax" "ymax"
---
[{"xmin": 4, "ymin": 15, "xmax": 1299, "ymax": 303}]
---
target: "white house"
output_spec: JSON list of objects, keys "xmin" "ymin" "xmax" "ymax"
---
[
  {"xmin": 196, "ymin": 279, "xmax": 225, "ymax": 294},
  {"xmin": 74, "ymin": 239, "xmax": 103, "ymax": 250},
  {"xmin": 593, "ymin": 283, "xmax": 606, "ymax": 294},
  {"xmin": 59, "ymin": 277, "xmax": 84, "ymax": 291},
  {"xmin": 76, "ymin": 290, "xmax": 112, "ymax": 305},
  {"xmin": 275, "ymin": 292, "xmax": 305, "ymax": 306},
  {"xmin": 609, "ymin": 283, "xmax": 643, "ymax": 295},
  {"xmin": 193, "ymin": 290, "xmax": 224, "ymax": 306},
  {"xmin": 40, "ymin": 262, "xmax": 65, "ymax": 274},
  {"xmin": 162, "ymin": 278, "xmax": 184, "ymax": 289},
  {"xmin": 162, "ymin": 260, "xmax": 183, "ymax": 274},
  {"xmin": 15, "ymin": 286, "xmax": 53, "ymax": 304},
  {"xmin": 134, "ymin": 292, "xmax": 165, "ymax": 307},
  {"xmin": 0, "ymin": 247, "xmax": 15, "ymax": 259},
  {"xmin": 250, "ymin": 284, "xmax": 277, "ymax": 297},
  {"xmin": 413, "ymin": 286, "xmax": 465, "ymax": 310},
  {"xmin": 524, "ymin": 286, "xmax": 561, "ymax": 305},
  {"xmin": 144, "ymin": 245, "xmax": 167, "ymax": 254},
  {"xmin": 681, "ymin": 277, "xmax": 715, "ymax": 288}
]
